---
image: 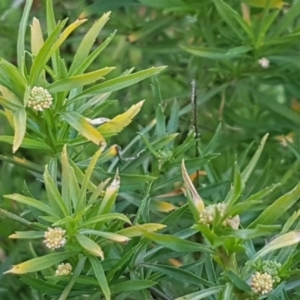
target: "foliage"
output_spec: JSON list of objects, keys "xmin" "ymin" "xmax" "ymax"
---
[{"xmin": 1, "ymin": 0, "xmax": 300, "ymax": 300}]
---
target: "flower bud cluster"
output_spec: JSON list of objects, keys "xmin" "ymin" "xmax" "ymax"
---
[
  {"xmin": 199, "ymin": 202, "xmax": 239, "ymax": 229},
  {"xmin": 27, "ymin": 86, "xmax": 53, "ymax": 111},
  {"xmin": 250, "ymin": 260, "xmax": 282, "ymax": 295},
  {"xmin": 43, "ymin": 227, "xmax": 66, "ymax": 250},
  {"xmin": 55, "ymin": 263, "xmax": 72, "ymax": 276},
  {"xmin": 250, "ymin": 272, "xmax": 273, "ymax": 295}
]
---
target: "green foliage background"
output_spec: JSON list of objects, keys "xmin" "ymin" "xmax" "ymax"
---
[{"xmin": 1, "ymin": 0, "xmax": 300, "ymax": 299}]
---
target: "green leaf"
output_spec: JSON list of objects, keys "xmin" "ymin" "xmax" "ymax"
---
[
  {"xmin": 4, "ymin": 194, "xmax": 58, "ymax": 217},
  {"xmin": 0, "ymin": 95, "xmax": 23, "ymax": 111},
  {"xmin": 212, "ymin": 0, "xmax": 253, "ymax": 41},
  {"xmin": 58, "ymin": 257, "xmax": 86, "ymax": 300},
  {"xmin": 223, "ymin": 225, "xmax": 279, "ymax": 239},
  {"xmin": 29, "ymin": 19, "xmax": 68, "ymax": 85},
  {"xmin": 61, "ymin": 146, "xmax": 71, "ymax": 213},
  {"xmin": 98, "ymin": 172, "xmax": 120, "ymax": 215},
  {"xmin": 175, "ymin": 286, "xmax": 222, "ymax": 300},
  {"xmin": 170, "ymin": 154, "xmax": 219, "ymax": 168},
  {"xmin": 249, "ymin": 182, "xmax": 300, "ymax": 228},
  {"xmin": 167, "ymin": 98, "xmax": 179, "ymax": 133},
  {"xmin": 226, "ymin": 200, "xmax": 262, "ymax": 218},
  {"xmin": 98, "ymin": 100, "xmax": 144, "ymax": 137},
  {"xmin": 222, "ymin": 270, "xmax": 251, "ymax": 292},
  {"xmin": 272, "ymin": 0, "xmax": 300, "ymax": 36},
  {"xmin": 181, "ymin": 46, "xmax": 250, "ymax": 60},
  {"xmin": 181, "ymin": 160, "xmax": 205, "ymax": 221},
  {"xmin": 68, "ymin": 158, "xmax": 97, "ymax": 192},
  {"xmin": 47, "ymin": 67, "xmax": 115, "ymax": 93},
  {"xmin": 79, "ymin": 230, "xmax": 130, "ymax": 243},
  {"xmin": 45, "ymin": 0, "xmax": 59, "ymax": 73},
  {"xmin": 107, "ymin": 245, "xmax": 139, "ymax": 282},
  {"xmin": 111, "ymin": 280, "xmax": 156, "ymax": 293},
  {"xmin": 203, "ymin": 123, "xmax": 222, "ymax": 154},
  {"xmin": 21, "ymin": 274, "xmax": 63, "ymax": 293},
  {"xmin": 76, "ymin": 233, "xmax": 104, "ymax": 259},
  {"xmin": 76, "ymin": 148, "xmax": 103, "ymax": 214},
  {"xmin": 245, "ymin": 0, "xmax": 285, "ymax": 8},
  {"xmin": 69, "ymin": 12, "xmax": 111, "ymax": 75},
  {"xmin": 31, "ymin": 17, "xmax": 44, "ymax": 57},
  {"xmin": 117, "ymin": 223, "xmax": 166, "ymax": 238},
  {"xmin": 4, "ymin": 251, "xmax": 76, "ymax": 274},
  {"xmin": 13, "ymin": 108, "xmax": 27, "ymax": 153},
  {"xmin": 17, "ymin": 0, "xmax": 33, "ymax": 75},
  {"xmin": 61, "ymin": 111, "xmax": 106, "ymax": 146},
  {"xmin": 30, "ymin": 18, "xmax": 87, "ymax": 85},
  {"xmin": 9, "ymin": 231, "xmax": 44, "ymax": 239},
  {"xmin": 0, "ymin": 59, "xmax": 26, "ymax": 98},
  {"xmin": 225, "ymin": 162, "xmax": 244, "ymax": 207},
  {"xmin": 142, "ymin": 264, "xmax": 213, "ymax": 287},
  {"xmin": 44, "ymin": 166, "xmax": 68, "ymax": 217},
  {"xmin": 241, "ymin": 133, "xmax": 268, "ymax": 183},
  {"xmin": 140, "ymin": 229, "xmax": 211, "ymax": 253},
  {"xmin": 80, "ymin": 213, "xmax": 131, "ymax": 228},
  {"xmin": 69, "ymin": 66, "xmax": 166, "ymax": 102},
  {"xmin": 243, "ymin": 183, "xmax": 280, "ymax": 202},
  {"xmin": 251, "ymin": 231, "xmax": 300, "ymax": 261},
  {"xmin": 89, "ymin": 256, "xmax": 111, "ymax": 300},
  {"xmin": 0, "ymin": 136, "xmax": 52, "ymax": 151},
  {"xmin": 74, "ymin": 31, "xmax": 116, "ymax": 76}
]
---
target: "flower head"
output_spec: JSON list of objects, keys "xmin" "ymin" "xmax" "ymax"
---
[
  {"xmin": 250, "ymin": 272, "xmax": 273, "ymax": 295},
  {"xmin": 55, "ymin": 263, "xmax": 72, "ymax": 276},
  {"xmin": 43, "ymin": 227, "xmax": 66, "ymax": 250},
  {"xmin": 27, "ymin": 86, "xmax": 53, "ymax": 111},
  {"xmin": 258, "ymin": 57, "xmax": 270, "ymax": 69}
]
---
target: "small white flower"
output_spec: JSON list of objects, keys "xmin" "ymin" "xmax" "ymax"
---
[
  {"xmin": 43, "ymin": 227, "xmax": 66, "ymax": 250},
  {"xmin": 27, "ymin": 86, "xmax": 53, "ymax": 111},
  {"xmin": 55, "ymin": 263, "xmax": 72, "ymax": 276},
  {"xmin": 258, "ymin": 57, "xmax": 270, "ymax": 69}
]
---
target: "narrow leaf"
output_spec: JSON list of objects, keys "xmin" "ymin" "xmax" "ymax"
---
[
  {"xmin": 61, "ymin": 112, "xmax": 106, "ymax": 146},
  {"xmin": 13, "ymin": 108, "xmax": 27, "ymax": 153},
  {"xmin": 4, "ymin": 251, "xmax": 76, "ymax": 274},
  {"xmin": 89, "ymin": 256, "xmax": 111, "ymax": 300},
  {"xmin": 249, "ymin": 182, "xmax": 300, "ymax": 228},
  {"xmin": 4, "ymin": 194, "xmax": 58, "ymax": 217},
  {"xmin": 76, "ymin": 234, "xmax": 104, "ymax": 259}
]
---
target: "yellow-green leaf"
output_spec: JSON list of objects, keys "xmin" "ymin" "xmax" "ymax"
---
[
  {"xmin": 243, "ymin": 0, "xmax": 286, "ymax": 8},
  {"xmin": 61, "ymin": 111, "xmax": 106, "ymax": 146},
  {"xmin": 152, "ymin": 200, "xmax": 177, "ymax": 212},
  {"xmin": 98, "ymin": 100, "xmax": 144, "ymax": 137},
  {"xmin": 117, "ymin": 223, "xmax": 166, "ymax": 238},
  {"xmin": 253, "ymin": 231, "xmax": 300, "ymax": 260},
  {"xmin": 181, "ymin": 160, "xmax": 205, "ymax": 221},
  {"xmin": 48, "ymin": 67, "xmax": 115, "ymax": 93},
  {"xmin": 13, "ymin": 108, "xmax": 27, "ymax": 153},
  {"xmin": 4, "ymin": 251, "xmax": 76, "ymax": 274},
  {"xmin": 31, "ymin": 17, "xmax": 44, "ymax": 56},
  {"xmin": 4, "ymin": 193, "xmax": 58, "ymax": 217},
  {"xmin": 79, "ymin": 230, "xmax": 130, "ymax": 243},
  {"xmin": 98, "ymin": 171, "xmax": 120, "ymax": 215},
  {"xmin": 69, "ymin": 12, "xmax": 111, "ymax": 75},
  {"xmin": 9, "ymin": 231, "xmax": 44, "ymax": 239},
  {"xmin": 76, "ymin": 233, "xmax": 104, "ymax": 259}
]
